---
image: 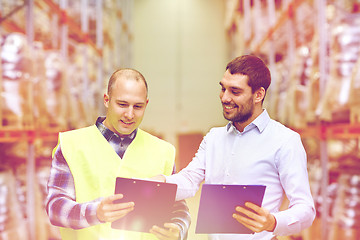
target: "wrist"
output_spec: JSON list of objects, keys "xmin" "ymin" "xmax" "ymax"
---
[{"xmin": 268, "ymin": 214, "xmax": 277, "ymax": 232}]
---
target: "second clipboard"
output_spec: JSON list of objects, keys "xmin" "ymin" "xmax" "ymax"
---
[{"xmin": 195, "ymin": 184, "xmax": 266, "ymax": 234}]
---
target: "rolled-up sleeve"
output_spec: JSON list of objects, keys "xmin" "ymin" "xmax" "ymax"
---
[{"xmin": 46, "ymin": 146, "xmax": 103, "ymax": 229}]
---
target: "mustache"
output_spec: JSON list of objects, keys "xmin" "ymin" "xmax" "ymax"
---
[{"xmin": 222, "ymin": 102, "xmax": 238, "ymax": 107}]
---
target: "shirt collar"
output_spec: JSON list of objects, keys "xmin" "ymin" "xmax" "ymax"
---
[
  {"xmin": 95, "ymin": 116, "xmax": 137, "ymax": 141},
  {"xmin": 226, "ymin": 109, "xmax": 270, "ymax": 133}
]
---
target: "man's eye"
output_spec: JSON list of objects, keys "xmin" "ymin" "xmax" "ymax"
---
[
  {"xmin": 134, "ymin": 105, "xmax": 143, "ymax": 109},
  {"xmin": 119, "ymin": 103, "xmax": 128, "ymax": 107}
]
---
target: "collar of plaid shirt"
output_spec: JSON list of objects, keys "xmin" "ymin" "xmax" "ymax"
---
[{"xmin": 95, "ymin": 116, "xmax": 137, "ymax": 158}]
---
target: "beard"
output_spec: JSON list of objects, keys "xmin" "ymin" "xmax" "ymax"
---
[{"xmin": 222, "ymin": 98, "xmax": 254, "ymax": 123}]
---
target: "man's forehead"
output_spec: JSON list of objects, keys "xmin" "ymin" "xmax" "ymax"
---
[{"xmin": 220, "ymin": 72, "xmax": 249, "ymax": 87}]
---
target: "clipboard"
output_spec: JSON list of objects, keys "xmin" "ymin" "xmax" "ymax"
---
[
  {"xmin": 111, "ymin": 177, "xmax": 177, "ymax": 232},
  {"xmin": 195, "ymin": 184, "xmax": 266, "ymax": 234}
]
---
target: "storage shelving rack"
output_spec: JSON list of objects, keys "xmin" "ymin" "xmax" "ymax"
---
[
  {"xmin": 0, "ymin": 1, "xmax": 133, "ymax": 239},
  {"xmin": 225, "ymin": 0, "xmax": 360, "ymax": 240}
]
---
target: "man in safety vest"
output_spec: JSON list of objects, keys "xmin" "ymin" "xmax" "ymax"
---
[{"xmin": 46, "ymin": 68, "xmax": 190, "ymax": 240}]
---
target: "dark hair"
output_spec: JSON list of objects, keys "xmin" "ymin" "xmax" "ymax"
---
[
  {"xmin": 107, "ymin": 68, "xmax": 148, "ymax": 97},
  {"xmin": 226, "ymin": 55, "xmax": 271, "ymax": 94}
]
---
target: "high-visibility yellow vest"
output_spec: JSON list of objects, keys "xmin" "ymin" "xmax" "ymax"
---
[{"xmin": 57, "ymin": 125, "xmax": 175, "ymax": 240}]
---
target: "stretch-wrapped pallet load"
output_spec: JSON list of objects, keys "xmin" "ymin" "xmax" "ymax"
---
[
  {"xmin": 330, "ymin": 157, "xmax": 360, "ymax": 240},
  {"xmin": 67, "ymin": 44, "xmax": 93, "ymax": 129},
  {"xmin": 15, "ymin": 163, "xmax": 56, "ymax": 240},
  {"xmin": 0, "ymin": 33, "xmax": 32, "ymax": 128},
  {"xmin": 349, "ymin": 51, "xmax": 360, "ymax": 123},
  {"xmin": 273, "ymin": 60, "xmax": 290, "ymax": 125},
  {"xmin": 305, "ymin": 32, "xmax": 322, "ymax": 124},
  {"xmin": 0, "ymin": 166, "xmax": 28, "ymax": 240},
  {"xmin": 317, "ymin": 11, "xmax": 360, "ymax": 123},
  {"xmin": 32, "ymin": 42, "xmax": 49, "ymax": 129},
  {"xmin": 37, "ymin": 165, "xmax": 61, "ymax": 240},
  {"xmin": 44, "ymin": 50, "xmax": 67, "ymax": 129},
  {"xmin": 287, "ymin": 46, "xmax": 313, "ymax": 129}
]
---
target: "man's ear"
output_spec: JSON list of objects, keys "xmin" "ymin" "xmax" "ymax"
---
[
  {"xmin": 104, "ymin": 93, "xmax": 110, "ymax": 107},
  {"xmin": 254, "ymin": 87, "xmax": 266, "ymax": 103}
]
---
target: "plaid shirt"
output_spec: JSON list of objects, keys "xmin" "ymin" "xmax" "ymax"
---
[{"xmin": 46, "ymin": 117, "xmax": 191, "ymax": 239}]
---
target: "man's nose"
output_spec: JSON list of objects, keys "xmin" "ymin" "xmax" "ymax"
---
[
  {"xmin": 124, "ymin": 107, "xmax": 134, "ymax": 119},
  {"xmin": 220, "ymin": 90, "xmax": 231, "ymax": 103}
]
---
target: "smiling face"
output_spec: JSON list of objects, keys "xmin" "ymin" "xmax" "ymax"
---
[
  {"xmin": 219, "ymin": 70, "xmax": 264, "ymax": 131},
  {"xmin": 103, "ymin": 75, "xmax": 148, "ymax": 136}
]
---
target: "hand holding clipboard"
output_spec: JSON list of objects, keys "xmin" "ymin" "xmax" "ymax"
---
[
  {"xmin": 111, "ymin": 177, "xmax": 177, "ymax": 233},
  {"xmin": 196, "ymin": 184, "xmax": 266, "ymax": 234},
  {"xmin": 97, "ymin": 194, "xmax": 135, "ymax": 223},
  {"xmin": 233, "ymin": 201, "xmax": 276, "ymax": 234}
]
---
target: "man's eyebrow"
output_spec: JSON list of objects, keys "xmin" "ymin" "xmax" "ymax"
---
[
  {"xmin": 219, "ymin": 82, "xmax": 242, "ymax": 91},
  {"xmin": 115, "ymin": 100, "xmax": 146, "ymax": 105},
  {"xmin": 135, "ymin": 102, "xmax": 146, "ymax": 106},
  {"xmin": 230, "ymin": 86, "xmax": 242, "ymax": 90},
  {"xmin": 115, "ymin": 100, "xmax": 128, "ymax": 103}
]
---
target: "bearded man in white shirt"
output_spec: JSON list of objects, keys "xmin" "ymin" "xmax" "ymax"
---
[{"xmin": 153, "ymin": 55, "xmax": 315, "ymax": 240}]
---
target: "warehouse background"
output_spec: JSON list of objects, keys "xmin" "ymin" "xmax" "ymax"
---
[
  {"xmin": 134, "ymin": 0, "xmax": 228, "ymax": 144},
  {"xmin": 1, "ymin": 0, "xmax": 360, "ymax": 240}
]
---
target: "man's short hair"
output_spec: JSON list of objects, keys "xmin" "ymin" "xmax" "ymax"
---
[
  {"xmin": 107, "ymin": 68, "xmax": 148, "ymax": 97},
  {"xmin": 226, "ymin": 55, "xmax": 271, "ymax": 94}
]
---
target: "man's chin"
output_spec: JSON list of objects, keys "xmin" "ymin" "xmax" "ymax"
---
[
  {"xmin": 223, "ymin": 113, "xmax": 233, "ymax": 122},
  {"xmin": 223, "ymin": 113, "xmax": 251, "ymax": 123},
  {"xmin": 117, "ymin": 127, "xmax": 134, "ymax": 136}
]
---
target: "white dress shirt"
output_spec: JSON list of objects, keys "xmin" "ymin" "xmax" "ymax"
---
[{"xmin": 166, "ymin": 110, "xmax": 315, "ymax": 240}]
